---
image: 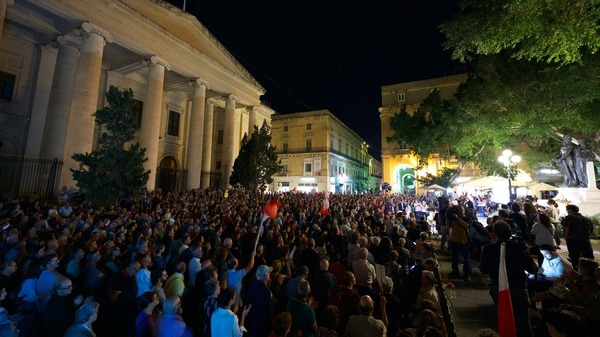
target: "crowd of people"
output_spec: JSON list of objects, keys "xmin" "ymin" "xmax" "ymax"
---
[{"xmin": 0, "ymin": 187, "xmax": 597, "ymax": 337}]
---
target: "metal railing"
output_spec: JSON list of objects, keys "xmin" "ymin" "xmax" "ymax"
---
[
  {"xmin": 0, "ymin": 155, "xmax": 63, "ymax": 206},
  {"xmin": 275, "ymin": 146, "xmax": 368, "ymax": 166},
  {"xmin": 155, "ymin": 168, "xmax": 187, "ymax": 192}
]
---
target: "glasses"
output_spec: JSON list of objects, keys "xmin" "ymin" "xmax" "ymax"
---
[{"xmin": 60, "ymin": 285, "xmax": 73, "ymax": 290}]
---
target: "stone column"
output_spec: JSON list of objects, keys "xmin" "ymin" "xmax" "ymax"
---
[
  {"xmin": 25, "ymin": 44, "xmax": 58, "ymax": 157},
  {"xmin": 0, "ymin": 0, "xmax": 14, "ymax": 45},
  {"xmin": 60, "ymin": 23, "xmax": 113, "ymax": 189},
  {"xmin": 186, "ymin": 78, "xmax": 208, "ymax": 190},
  {"xmin": 140, "ymin": 56, "xmax": 171, "ymax": 191},
  {"xmin": 40, "ymin": 35, "xmax": 80, "ymax": 159},
  {"xmin": 220, "ymin": 95, "xmax": 237, "ymax": 189},
  {"xmin": 247, "ymin": 106, "xmax": 258, "ymax": 139},
  {"xmin": 200, "ymin": 98, "xmax": 216, "ymax": 189}
]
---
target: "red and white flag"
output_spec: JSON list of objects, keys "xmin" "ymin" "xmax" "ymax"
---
[
  {"xmin": 498, "ymin": 242, "xmax": 516, "ymax": 337},
  {"xmin": 320, "ymin": 193, "xmax": 329, "ymax": 216}
]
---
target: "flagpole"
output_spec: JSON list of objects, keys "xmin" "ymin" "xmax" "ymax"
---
[{"xmin": 183, "ymin": 0, "xmax": 187, "ymax": 11}]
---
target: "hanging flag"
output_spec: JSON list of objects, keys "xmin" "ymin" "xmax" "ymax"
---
[
  {"xmin": 263, "ymin": 199, "xmax": 281, "ymax": 219},
  {"xmin": 292, "ymin": 187, "xmax": 297, "ymax": 192},
  {"xmin": 498, "ymin": 242, "xmax": 516, "ymax": 337},
  {"xmin": 320, "ymin": 193, "xmax": 329, "ymax": 216}
]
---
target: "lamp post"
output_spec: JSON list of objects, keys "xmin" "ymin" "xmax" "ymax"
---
[{"xmin": 498, "ymin": 150, "xmax": 521, "ymax": 202}]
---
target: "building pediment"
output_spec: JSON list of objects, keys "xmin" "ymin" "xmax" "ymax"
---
[{"xmin": 122, "ymin": 0, "xmax": 264, "ymax": 92}]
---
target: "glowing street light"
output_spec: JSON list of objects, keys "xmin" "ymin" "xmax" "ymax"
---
[{"xmin": 498, "ymin": 150, "xmax": 521, "ymax": 202}]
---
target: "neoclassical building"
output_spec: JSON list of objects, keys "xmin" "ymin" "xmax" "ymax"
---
[
  {"xmin": 379, "ymin": 74, "xmax": 481, "ymax": 193},
  {"xmin": 270, "ymin": 110, "xmax": 381, "ymax": 194},
  {"xmin": 0, "ymin": 0, "xmax": 273, "ymax": 192}
]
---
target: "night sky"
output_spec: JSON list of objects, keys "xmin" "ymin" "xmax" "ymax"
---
[{"xmin": 166, "ymin": 0, "xmax": 465, "ymax": 160}]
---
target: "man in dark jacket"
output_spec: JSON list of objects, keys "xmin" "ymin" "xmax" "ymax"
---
[
  {"xmin": 246, "ymin": 265, "xmax": 273, "ymax": 337},
  {"xmin": 44, "ymin": 277, "xmax": 81, "ymax": 337},
  {"xmin": 480, "ymin": 221, "xmax": 537, "ymax": 337}
]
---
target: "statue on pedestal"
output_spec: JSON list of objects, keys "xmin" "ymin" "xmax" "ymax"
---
[
  {"xmin": 573, "ymin": 141, "xmax": 594, "ymax": 187},
  {"xmin": 553, "ymin": 135, "xmax": 576, "ymax": 187}
]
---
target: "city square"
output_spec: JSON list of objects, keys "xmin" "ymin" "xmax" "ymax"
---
[{"xmin": 0, "ymin": 0, "xmax": 599, "ymax": 336}]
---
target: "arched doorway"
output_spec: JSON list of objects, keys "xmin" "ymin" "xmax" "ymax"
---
[
  {"xmin": 392, "ymin": 164, "xmax": 416, "ymax": 194},
  {"xmin": 157, "ymin": 156, "xmax": 185, "ymax": 192}
]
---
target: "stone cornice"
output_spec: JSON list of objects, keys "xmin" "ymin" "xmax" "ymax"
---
[
  {"xmin": 81, "ymin": 22, "xmax": 114, "ymax": 43},
  {"xmin": 142, "ymin": 0, "xmax": 265, "ymax": 94},
  {"xmin": 246, "ymin": 106, "xmax": 259, "ymax": 113},
  {"xmin": 144, "ymin": 55, "xmax": 171, "ymax": 71},
  {"xmin": 206, "ymin": 97, "xmax": 218, "ymax": 105}
]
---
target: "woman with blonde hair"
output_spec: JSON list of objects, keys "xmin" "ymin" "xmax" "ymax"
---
[{"xmin": 415, "ymin": 309, "xmax": 447, "ymax": 337}]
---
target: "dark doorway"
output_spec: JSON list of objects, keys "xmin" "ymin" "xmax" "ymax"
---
[{"xmin": 156, "ymin": 156, "xmax": 187, "ymax": 192}]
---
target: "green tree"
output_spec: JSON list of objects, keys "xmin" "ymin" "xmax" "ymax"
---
[
  {"xmin": 71, "ymin": 86, "xmax": 150, "ymax": 206},
  {"xmin": 230, "ymin": 120, "xmax": 283, "ymax": 192},
  {"xmin": 417, "ymin": 168, "xmax": 458, "ymax": 188},
  {"xmin": 440, "ymin": 0, "xmax": 600, "ymax": 64},
  {"xmin": 387, "ymin": 53, "xmax": 600, "ymax": 179}
]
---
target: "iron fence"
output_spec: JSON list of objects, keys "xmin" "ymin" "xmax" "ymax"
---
[
  {"xmin": 155, "ymin": 167, "xmax": 187, "ymax": 192},
  {"xmin": 0, "ymin": 155, "xmax": 63, "ymax": 206}
]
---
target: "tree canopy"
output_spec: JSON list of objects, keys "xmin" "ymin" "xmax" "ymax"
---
[
  {"xmin": 387, "ymin": 53, "xmax": 600, "ymax": 179},
  {"xmin": 417, "ymin": 168, "xmax": 458, "ymax": 188},
  {"xmin": 230, "ymin": 120, "xmax": 283, "ymax": 192},
  {"xmin": 440, "ymin": 0, "xmax": 600, "ymax": 64},
  {"xmin": 71, "ymin": 86, "xmax": 150, "ymax": 206}
]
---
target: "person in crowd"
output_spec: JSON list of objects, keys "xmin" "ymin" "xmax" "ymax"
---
[
  {"xmin": 135, "ymin": 291, "xmax": 159, "ymax": 337},
  {"xmin": 246, "ymin": 264, "xmax": 274, "ymax": 337},
  {"xmin": 287, "ymin": 279, "xmax": 318, "ymax": 337},
  {"xmin": 37, "ymin": 253, "xmax": 62, "ymax": 312},
  {"xmin": 164, "ymin": 262, "xmax": 186, "ymax": 298},
  {"xmin": 154, "ymin": 295, "xmax": 193, "ymax": 337},
  {"xmin": 447, "ymin": 206, "xmax": 472, "ymax": 282},
  {"xmin": 480, "ymin": 221, "xmax": 537, "ymax": 337},
  {"xmin": 107, "ymin": 261, "xmax": 140, "ymax": 337},
  {"xmin": 318, "ymin": 305, "xmax": 340, "ymax": 337},
  {"xmin": 63, "ymin": 302, "xmax": 100, "ymax": 337},
  {"xmin": 310, "ymin": 259, "xmax": 338, "ymax": 315},
  {"xmin": 286, "ymin": 265, "xmax": 309, "ymax": 301},
  {"xmin": 227, "ymin": 249, "xmax": 256, "ymax": 308},
  {"xmin": 201, "ymin": 280, "xmax": 221, "ymax": 337},
  {"xmin": 531, "ymin": 214, "xmax": 556, "ymax": 266},
  {"xmin": 44, "ymin": 277, "xmax": 86, "ymax": 337},
  {"xmin": 211, "ymin": 288, "xmax": 251, "ymax": 337},
  {"xmin": 343, "ymin": 295, "xmax": 387, "ymax": 337},
  {"xmin": 269, "ymin": 312, "xmax": 292, "ymax": 337},
  {"xmin": 353, "ymin": 248, "xmax": 375, "ymax": 295},
  {"xmin": 562, "ymin": 204, "xmax": 594, "ymax": 270}
]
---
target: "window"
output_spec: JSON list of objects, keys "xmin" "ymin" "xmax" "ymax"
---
[
  {"xmin": 282, "ymin": 164, "xmax": 288, "ymax": 173},
  {"xmin": 398, "ymin": 93, "xmax": 405, "ymax": 102},
  {"xmin": 217, "ymin": 130, "xmax": 224, "ymax": 145},
  {"xmin": 283, "ymin": 142, "xmax": 288, "ymax": 153},
  {"xmin": 338, "ymin": 139, "xmax": 342, "ymax": 151},
  {"xmin": 0, "ymin": 71, "xmax": 16, "ymax": 101},
  {"xmin": 306, "ymin": 138, "xmax": 312, "ymax": 152},
  {"xmin": 305, "ymin": 163, "xmax": 312, "ymax": 172},
  {"xmin": 284, "ymin": 125, "xmax": 288, "ymax": 132},
  {"xmin": 330, "ymin": 137, "xmax": 334, "ymax": 149},
  {"xmin": 346, "ymin": 143, "xmax": 349, "ymax": 155},
  {"xmin": 131, "ymin": 99, "xmax": 143, "ymax": 126},
  {"xmin": 216, "ymin": 161, "xmax": 221, "ymax": 169},
  {"xmin": 167, "ymin": 110, "xmax": 181, "ymax": 136},
  {"xmin": 306, "ymin": 123, "xmax": 311, "ymax": 130}
]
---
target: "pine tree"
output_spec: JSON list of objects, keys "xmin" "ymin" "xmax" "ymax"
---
[
  {"xmin": 71, "ymin": 86, "xmax": 150, "ymax": 206},
  {"xmin": 230, "ymin": 120, "xmax": 282, "ymax": 192}
]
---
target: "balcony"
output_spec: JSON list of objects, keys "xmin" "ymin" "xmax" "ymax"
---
[{"xmin": 275, "ymin": 146, "xmax": 367, "ymax": 166}]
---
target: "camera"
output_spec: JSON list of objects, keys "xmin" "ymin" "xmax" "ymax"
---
[{"xmin": 446, "ymin": 206, "xmax": 461, "ymax": 216}]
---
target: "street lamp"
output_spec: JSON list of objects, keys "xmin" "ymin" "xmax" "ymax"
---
[{"xmin": 498, "ymin": 150, "xmax": 521, "ymax": 202}]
